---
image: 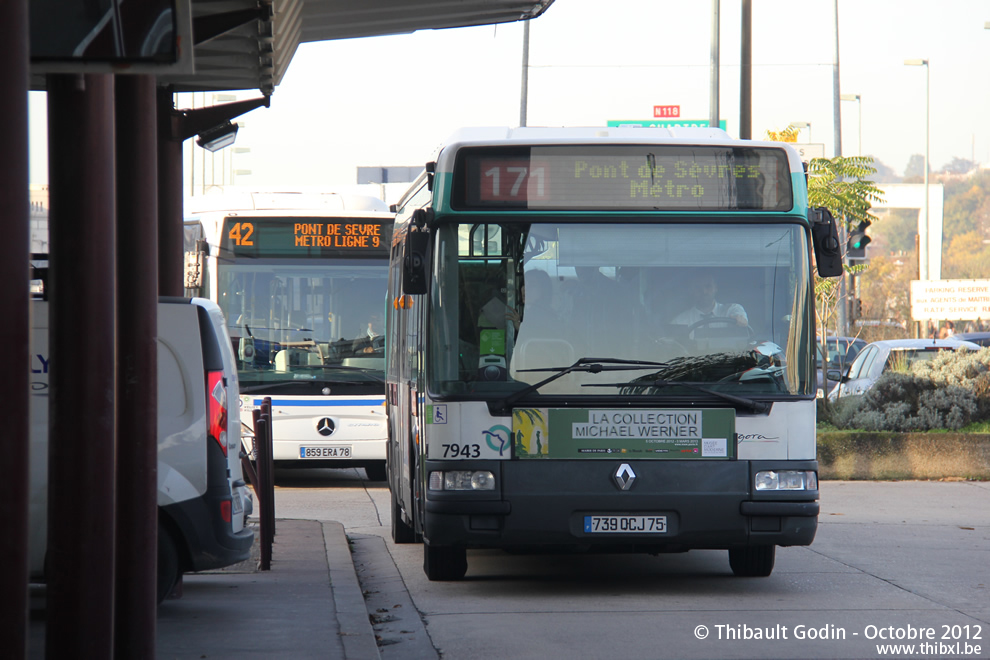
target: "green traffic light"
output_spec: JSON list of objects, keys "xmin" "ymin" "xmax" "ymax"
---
[{"xmin": 849, "ymin": 220, "xmax": 872, "ymax": 251}]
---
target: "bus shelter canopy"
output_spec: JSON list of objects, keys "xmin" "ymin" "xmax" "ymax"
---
[{"xmin": 30, "ymin": 0, "xmax": 554, "ymax": 96}]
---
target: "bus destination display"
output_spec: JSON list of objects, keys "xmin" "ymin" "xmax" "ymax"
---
[
  {"xmin": 455, "ymin": 145, "xmax": 793, "ymax": 211},
  {"xmin": 221, "ymin": 217, "xmax": 392, "ymax": 257}
]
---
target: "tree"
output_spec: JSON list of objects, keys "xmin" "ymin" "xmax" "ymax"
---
[
  {"xmin": 806, "ymin": 156, "xmax": 885, "ymax": 230},
  {"xmin": 867, "ymin": 158, "xmax": 901, "ymax": 184},
  {"xmin": 904, "ymin": 154, "xmax": 927, "ymax": 179},
  {"xmin": 943, "ymin": 231, "xmax": 990, "ymax": 279},
  {"xmin": 942, "ymin": 169, "xmax": 990, "ymax": 241},
  {"xmin": 940, "ymin": 157, "xmax": 976, "ymax": 175},
  {"xmin": 856, "ymin": 254, "xmax": 914, "ymax": 342},
  {"xmin": 764, "ymin": 125, "xmax": 801, "ymax": 143},
  {"xmin": 870, "ymin": 208, "xmax": 917, "ymax": 254}
]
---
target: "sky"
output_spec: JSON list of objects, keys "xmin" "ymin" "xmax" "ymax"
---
[{"xmin": 27, "ymin": 0, "xmax": 990, "ymax": 197}]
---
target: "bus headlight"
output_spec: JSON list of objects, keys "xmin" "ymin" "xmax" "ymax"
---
[
  {"xmin": 428, "ymin": 470, "xmax": 496, "ymax": 491},
  {"xmin": 755, "ymin": 470, "xmax": 818, "ymax": 491}
]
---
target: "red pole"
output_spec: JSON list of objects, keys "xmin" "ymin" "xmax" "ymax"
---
[
  {"xmin": 46, "ymin": 73, "xmax": 117, "ymax": 659},
  {"xmin": 114, "ymin": 74, "xmax": 159, "ymax": 659}
]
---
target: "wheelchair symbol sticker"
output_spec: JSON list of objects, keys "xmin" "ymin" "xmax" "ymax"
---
[{"xmin": 432, "ymin": 404, "xmax": 447, "ymax": 424}]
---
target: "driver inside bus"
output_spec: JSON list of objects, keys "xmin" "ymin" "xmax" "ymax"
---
[{"xmin": 672, "ymin": 272, "xmax": 748, "ymax": 330}]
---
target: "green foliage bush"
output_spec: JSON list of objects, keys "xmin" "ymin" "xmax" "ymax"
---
[{"xmin": 822, "ymin": 347, "xmax": 990, "ymax": 432}]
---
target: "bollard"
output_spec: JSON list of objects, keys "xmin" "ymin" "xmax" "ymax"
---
[
  {"xmin": 260, "ymin": 397, "xmax": 275, "ymax": 538},
  {"xmin": 254, "ymin": 398, "xmax": 276, "ymax": 570}
]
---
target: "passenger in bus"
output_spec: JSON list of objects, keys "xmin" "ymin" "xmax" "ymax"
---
[
  {"xmin": 514, "ymin": 269, "xmax": 558, "ymax": 335},
  {"xmin": 510, "ymin": 270, "xmax": 576, "ymax": 383},
  {"xmin": 672, "ymin": 272, "xmax": 748, "ymax": 330}
]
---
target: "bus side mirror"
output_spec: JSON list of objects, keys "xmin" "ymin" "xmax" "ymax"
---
[
  {"xmin": 402, "ymin": 231, "xmax": 430, "ymax": 295},
  {"xmin": 809, "ymin": 207, "xmax": 843, "ymax": 277}
]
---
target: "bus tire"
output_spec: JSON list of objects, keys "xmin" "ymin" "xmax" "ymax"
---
[
  {"xmin": 728, "ymin": 545, "xmax": 775, "ymax": 577},
  {"xmin": 423, "ymin": 542, "xmax": 467, "ymax": 581},
  {"xmin": 157, "ymin": 521, "xmax": 181, "ymax": 603},
  {"xmin": 365, "ymin": 461, "xmax": 387, "ymax": 482},
  {"xmin": 391, "ymin": 489, "xmax": 417, "ymax": 544}
]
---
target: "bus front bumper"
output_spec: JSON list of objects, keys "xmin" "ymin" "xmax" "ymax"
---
[{"xmin": 423, "ymin": 459, "xmax": 819, "ymax": 551}]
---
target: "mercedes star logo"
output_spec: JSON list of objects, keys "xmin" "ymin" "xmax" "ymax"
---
[
  {"xmin": 316, "ymin": 417, "xmax": 335, "ymax": 436},
  {"xmin": 613, "ymin": 463, "xmax": 636, "ymax": 491}
]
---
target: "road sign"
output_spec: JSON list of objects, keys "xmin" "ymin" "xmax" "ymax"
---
[
  {"xmin": 608, "ymin": 119, "xmax": 727, "ymax": 130},
  {"xmin": 788, "ymin": 143, "xmax": 826, "ymax": 160},
  {"xmin": 910, "ymin": 279, "xmax": 990, "ymax": 321},
  {"xmin": 653, "ymin": 105, "xmax": 681, "ymax": 118}
]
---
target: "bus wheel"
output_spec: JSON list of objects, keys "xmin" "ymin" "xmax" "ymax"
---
[
  {"xmin": 365, "ymin": 461, "xmax": 387, "ymax": 482},
  {"xmin": 424, "ymin": 542, "xmax": 467, "ymax": 581},
  {"xmin": 391, "ymin": 489, "xmax": 417, "ymax": 544},
  {"xmin": 157, "ymin": 521, "xmax": 181, "ymax": 603},
  {"xmin": 728, "ymin": 545, "xmax": 775, "ymax": 577}
]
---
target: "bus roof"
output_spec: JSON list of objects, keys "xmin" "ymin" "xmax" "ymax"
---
[
  {"xmin": 431, "ymin": 126, "xmax": 805, "ymax": 174},
  {"xmin": 184, "ymin": 191, "xmax": 390, "ymax": 215}
]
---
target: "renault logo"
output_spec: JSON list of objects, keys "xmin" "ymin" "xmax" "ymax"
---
[
  {"xmin": 316, "ymin": 417, "xmax": 335, "ymax": 436},
  {"xmin": 613, "ymin": 463, "xmax": 636, "ymax": 491}
]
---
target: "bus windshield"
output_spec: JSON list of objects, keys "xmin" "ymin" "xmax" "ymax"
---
[
  {"xmin": 218, "ymin": 258, "xmax": 387, "ymax": 391},
  {"xmin": 429, "ymin": 220, "xmax": 813, "ymax": 400}
]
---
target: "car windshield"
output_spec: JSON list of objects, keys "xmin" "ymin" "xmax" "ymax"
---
[
  {"xmin": 427, "ymin": 221, "xmax": 814, "ymax": 401},
  {"xmin": 886, "ymin": 347, "xmax": 960, "ymax": 371}
]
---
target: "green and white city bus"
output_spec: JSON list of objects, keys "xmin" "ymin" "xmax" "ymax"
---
[{"xmin": 385, "ymin": 127, "xmax": 843, "ymax": 580}]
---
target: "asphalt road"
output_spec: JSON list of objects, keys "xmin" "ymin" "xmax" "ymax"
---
[{"xmin": 274, "ymin": 470, "xmax": 990, "ymax": 660}]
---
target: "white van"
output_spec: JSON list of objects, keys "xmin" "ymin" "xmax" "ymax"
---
[{"xmin": 30, "ymin": 295, "xmax": 255, "ymax": 603}]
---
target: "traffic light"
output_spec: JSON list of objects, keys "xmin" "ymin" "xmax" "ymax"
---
[
  {"xmin": 850, "ymin": 297, "xmax": 863, "ymax": 319},
  {"xmin": 847, "ymin": 220, "xmax": 872, "ymax": 260}
]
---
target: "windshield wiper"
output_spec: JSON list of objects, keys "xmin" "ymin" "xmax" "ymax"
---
[
  {"xmin": 489, "ymin": 357, "xmax": 669, "ymax": 414},
  {"xmin": 588, "ymin": 378, "xmax": 769, "ymax": 413}
]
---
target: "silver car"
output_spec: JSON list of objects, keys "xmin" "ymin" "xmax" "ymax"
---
[{"xmin": 828, "ymin": 338, "xmax": 982, "ymax": 400}]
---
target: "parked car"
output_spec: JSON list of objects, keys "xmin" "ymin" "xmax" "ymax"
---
[
  {"xmin": 816, "ymin": 336, "xmax": 866, "ymax": 398},
  {"xmin": 828, "ymin": 338, "xmax": 982, "ymax": 400},
  {"xmin": 30, "ymin": 296, "xmax": 255, "ymax": 603},
  {"xmin": 954, "ymin": 331, "xmax": 990, "ymax": 347}
]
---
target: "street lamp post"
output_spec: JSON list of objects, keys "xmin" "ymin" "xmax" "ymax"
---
[
  {"xmin": 840, "ymin": 93, "xmax": 861, "ymax": 156},
  {"xmin": 904, "ymin": 59, "xmax": 929, "ymax": 282}
]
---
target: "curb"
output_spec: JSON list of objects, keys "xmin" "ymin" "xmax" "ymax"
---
[{"xmin": 324, "ymin": 521, "xmax": 382, "ymax": 660}]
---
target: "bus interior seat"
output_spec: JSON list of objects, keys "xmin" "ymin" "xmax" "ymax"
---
[{"xmin": 274, "ymin": 348, "xmax": 321, "ymax": 371}]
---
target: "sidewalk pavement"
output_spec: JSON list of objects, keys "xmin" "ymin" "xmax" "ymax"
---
[{"xmin": 30, "ymin": 519, "xmax": 381, "ymax": 660}]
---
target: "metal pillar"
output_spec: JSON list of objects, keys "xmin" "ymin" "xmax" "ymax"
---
[
  {"xmin": 709, "ymin": 0, "xmax": 720, "ymax": 130},
  {"xmin": 832, "ymin": 0, "xmax": 847, "ymax": 336},
  {"xmin": 739, "ymin": 0, "xmax": 752, "ymax": 139},
  {"xmin": 114, "ymin": 74, "xmax": 159, "ymax": 659},
  {"xmin": 46, "ymin": 73, "xmax": 117, "ymax": 659},
  {"xmin": 519, "ymin": 20, "xmax": 530, "ymax": 127},
  {"xmin": 0, "ymin": 0, "xmax": 31, "ymax": 655},
  {"xmin": 158, "ymin": 88, "xmax": 185, "ymax": 297}
]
